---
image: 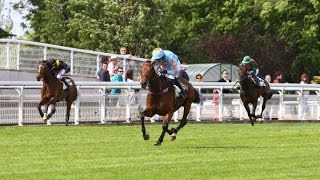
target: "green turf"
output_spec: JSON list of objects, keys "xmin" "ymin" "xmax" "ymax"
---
[{"xmin": 0, "ymin": 123, "xmax": 320, "ymax": 179}]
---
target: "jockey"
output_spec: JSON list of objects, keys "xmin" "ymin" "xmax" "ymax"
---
[
  {"xmin": 151, "ymin": 48, "xmax": 187, "ymax": 100},
  {"xmin": 47, "ymin": 58, "xmax": 71, "ymax": 88},
  {"xmin": 241, "ymin": 55, "xmax": 260, "ymax": 86}
]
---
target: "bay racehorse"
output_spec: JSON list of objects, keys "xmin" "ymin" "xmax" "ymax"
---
[
  {"xmin": 139, "ymin": 60, "xmax": 200, "ymax": 146},
  {"xmin": 238, "ymin": 64, "xmax": 272, "ymax": 125},
  {"xmin": 36, "ymin": 60, "xmax": 77, "ymax": 125}
]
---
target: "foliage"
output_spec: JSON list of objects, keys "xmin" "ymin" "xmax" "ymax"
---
[
  {"xmin": 1, "ymin": 124, "xmax": 320, "ymax": 179},
  {"xmin": 13, "ymin": 0, "xmax": 320, "ymax": 81}
]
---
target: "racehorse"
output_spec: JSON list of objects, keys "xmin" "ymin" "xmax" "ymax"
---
[
  {"xmin": 238, "ymin": 64, "xmax": 272, "ymax": 126},
  {"xmin": 36, "ymin": 60, "xmax": 78, "ymax": 125},
  {"xmin": 139, "ymin": 60, "xmax": 200, "ymax": 146}
]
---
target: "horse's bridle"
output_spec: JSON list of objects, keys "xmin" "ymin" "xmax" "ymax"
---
[{"xmin": 144, "ymin": 67, "xmax": 171, "ymax": 95}]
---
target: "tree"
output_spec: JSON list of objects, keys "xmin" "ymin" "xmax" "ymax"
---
[{"xmin": 16, "ymin": 0, "xmax": 166, "ymax": 57}]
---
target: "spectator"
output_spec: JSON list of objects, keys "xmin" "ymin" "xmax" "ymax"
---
[
  {"xmin": 265, "ymin": 74, "xmax": 272, "ymax": 83},
  {"xmin": 262, "ymin": 74, "xmax": 272, "ymax": 120},
  {"xmin": 110, "ymin": 67, "xmax": 124, "ymax": 106},
  {"xmin": 108, "ymin": 55, "xmax": 119, "ymax": 77},
  {"xmin": 99, "ymin": 61, "xmax": 110, "ymax": 82},
  {"xmin": 218, "ymin": 69, "xmax": 232, "ymax": 93},
  {"xmin": 125, "ymin": 69, "xmax": 135, "ymax": 82},
  {"xmin": 178, "ymin": 64, "xmax": 189, "ymax": 81},
  {"xmin": 125, "ymin": 69, "xmax": 138, "ymax": 105},
  {"xmin": 195, "ymin": 74, "xmax": 203, "ymax": 82},
  {"xmin": 96, "ymin": 56, "xmax": 109, "ymax": 79},
  {"xmin": 110, "ymin": 67, "xmax": 124, "ymax": 94},
  {"xmin": 297, "ymin": 73, "xmax": 310, "ymax": 120},
  {"xmin": 273, "ymin": 71, "xmax": 283, "ymax": 83},
  {"xmin": 119, "ymin": 47, "xmax": 132, "ymax": 58}
]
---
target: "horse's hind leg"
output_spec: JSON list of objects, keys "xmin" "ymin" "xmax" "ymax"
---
[
  {"xmin": 171, "ymin": 103, "xmax": 192, "ymax": 141},
  {"xmin": 154, "ymin": 113, "xmax": 173, "ymax": 146},
  {"xmin": 257, "ymin": 97, "xmax": 268, "ymax": 119},
  {"xmin": 65, "ymin": 101, "xmax": 72, "ymax": 126}
]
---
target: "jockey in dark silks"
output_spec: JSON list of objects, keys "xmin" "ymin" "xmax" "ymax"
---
[
  {"xmin": 241, "ymin": 56, "xmax": 260, "ymax": 86},
  {"xmin": 47, "ymin": 59, "xmax": 71, "ymax": 88},
  {"xmin": 151, "ymin": 48, "xmax": 187, "ymax": 101}
]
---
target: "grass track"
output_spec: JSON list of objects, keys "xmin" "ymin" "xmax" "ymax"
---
[{"xmin": 0, "ymin": 123, "xmax": 320, "ymax": 179}]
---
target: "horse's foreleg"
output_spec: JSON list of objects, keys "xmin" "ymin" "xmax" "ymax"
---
[
  {"xmin": 141, "ymin": 108, "xmax": 153, "ymax": 141},
  {"xmin": 46, "ymin": 104, "xmax": 56, "ymax": 120},
  {"xmin": 37, "ymin": 99, "xmax": 48, "ymax": 121},
  {"xmin": 37, "ymin": 103, "xmax": 44, "ymax": 118},
  {"xmin": 244, "ymin": 103, "xmax": 254, "ymax": 126}
]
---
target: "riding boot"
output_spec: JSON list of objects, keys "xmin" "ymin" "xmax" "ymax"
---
[
  {"xmin": 174, "ymin": 78, "xmax": 187, "ymax": 100},
  {"xmin": 61, "ymin": 77, "xmax": 70, "ymax": 89}
]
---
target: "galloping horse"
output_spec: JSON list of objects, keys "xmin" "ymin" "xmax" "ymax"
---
[
  {"xmin": 36, "ymin": 60, "xmax": 77, "ymax": 125},
  {"xmin": 139, "ymin": 60, "xmax": 200, "ymax": 146},
  {"xmin": 238, "ymin": 64, "xmax": 272, "ymax": 125}
]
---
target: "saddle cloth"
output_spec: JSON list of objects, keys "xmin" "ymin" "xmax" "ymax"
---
[{"xmin": 60, "ymin": 78, "xmax": 72, "ymax": 90}]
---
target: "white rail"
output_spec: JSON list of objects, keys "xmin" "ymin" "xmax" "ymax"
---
[{"xmin": 0, "ymin": 81, "xmax": 320, "ymax": 125}]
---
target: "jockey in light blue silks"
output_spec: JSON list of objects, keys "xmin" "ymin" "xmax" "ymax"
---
[{"xmin": 151, "ymin": 48, "xmax": 187, "ymax": 100}]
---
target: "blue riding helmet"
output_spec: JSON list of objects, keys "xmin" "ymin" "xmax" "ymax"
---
[
  {"xmin": 242, "ymin": 56, "xmax": 251, "ymax": 64},
  {"xmin": 152, "ymin": 48, "xmax": 164, "ymax": 60}
]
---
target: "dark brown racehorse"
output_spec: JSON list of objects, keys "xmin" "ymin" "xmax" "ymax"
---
[
  {"xmin": 139, "ymin": 61, "xmax": 200, "ymax": 146},
  {"xmin": 36, "ymin": 60, "xmax": 77, "ymax": 125},
  {"xmin": 238, "ymin": 64, "xmax": 272, "ymax": 126}
]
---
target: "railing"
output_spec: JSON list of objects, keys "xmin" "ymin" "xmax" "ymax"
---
[
  {"xmin": 0, "ymin": 39, "xmax": 147, "ymax": 79},
  {"xmin": 0, "ymin": 81, "xmax": 320, "ymax": 126}
]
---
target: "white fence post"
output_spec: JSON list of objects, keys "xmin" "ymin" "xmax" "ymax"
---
[
  {"xmin": 196, "ymin": 87, "xmax": 201, "ymax": 121},
  {"xmin": 16, "ymin": 87, "xmax": 24, "ymax": 126},
  {"xmin": 70, "ymin": 51, "xmax": 74, "ymax": 75},
  {"xmin": 74, "ymin": 86, "xmax": 80, "ymax": 125},
  {"xmin": 6, "ymin": 42, "xmax": 10, "ymax": 69},
  {"xmin": 16, "ymin": 43, "xmax": 20, "ymax": 70}
]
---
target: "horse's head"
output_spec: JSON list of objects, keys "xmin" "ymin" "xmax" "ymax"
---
[
  {"xmin": 140, "ymin": 60, "xmax": 156, "ymax": 89},
  {"xmin": 238, "ymin": 64, "xmax": 255, "ymax": 92},
  {"xmin": 36, "ymin": 60, "xmax": 52, "ymax": 81}
]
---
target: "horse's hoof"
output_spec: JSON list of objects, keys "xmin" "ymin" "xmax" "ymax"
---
[
  {"xmin": 43, "ymin": 119, "xmax": 47, "ymax": 124},
  {"xmin": 170, "ymin": 133, "xmax": 177, "ymax": 141},
  {"xmin": 154, "ymin": 140, "xmax": 161, "ymax": 146},
  {"xmin": 143, "ymin": 133, "xmax": 150, "ymax": 140}
]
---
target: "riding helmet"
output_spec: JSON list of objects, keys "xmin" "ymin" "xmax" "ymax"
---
[
  {"xmin": 152, "ymin": 48, "xmax": 164, "ymax": 60},
  {"xmin": 242, "ymin": 56, "xmax": 251, "ymax": 64}
]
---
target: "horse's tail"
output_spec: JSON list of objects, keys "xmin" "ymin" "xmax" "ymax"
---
[
  {"xmin": 66, "ymin": 77, "xmax": 79, "ymax": 101},
  {"xmin": 193, "ymin": 89, "xmax": 201, "ymax": 104}
]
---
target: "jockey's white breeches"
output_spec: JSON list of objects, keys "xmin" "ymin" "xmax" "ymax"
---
[
  {"xmin": 165, "ymin": 74, "xmax": 175, "ymax": 79},
  {"xmin": 56, "ymin": 69, "xmax": 66, "ymax": 79}
]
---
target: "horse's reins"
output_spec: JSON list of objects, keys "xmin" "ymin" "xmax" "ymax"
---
[{"xmin": 147, "ymin": 69, "xmax": 170, "ymax": 95}]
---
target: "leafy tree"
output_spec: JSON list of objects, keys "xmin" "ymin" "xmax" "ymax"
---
[
  {"xmin": 260, "ymin": 0, "xmax": 320, "ymax": 80},
  {"xmin": 16, "ymin": 0, "xmax": 165, "ymax": 57}
]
